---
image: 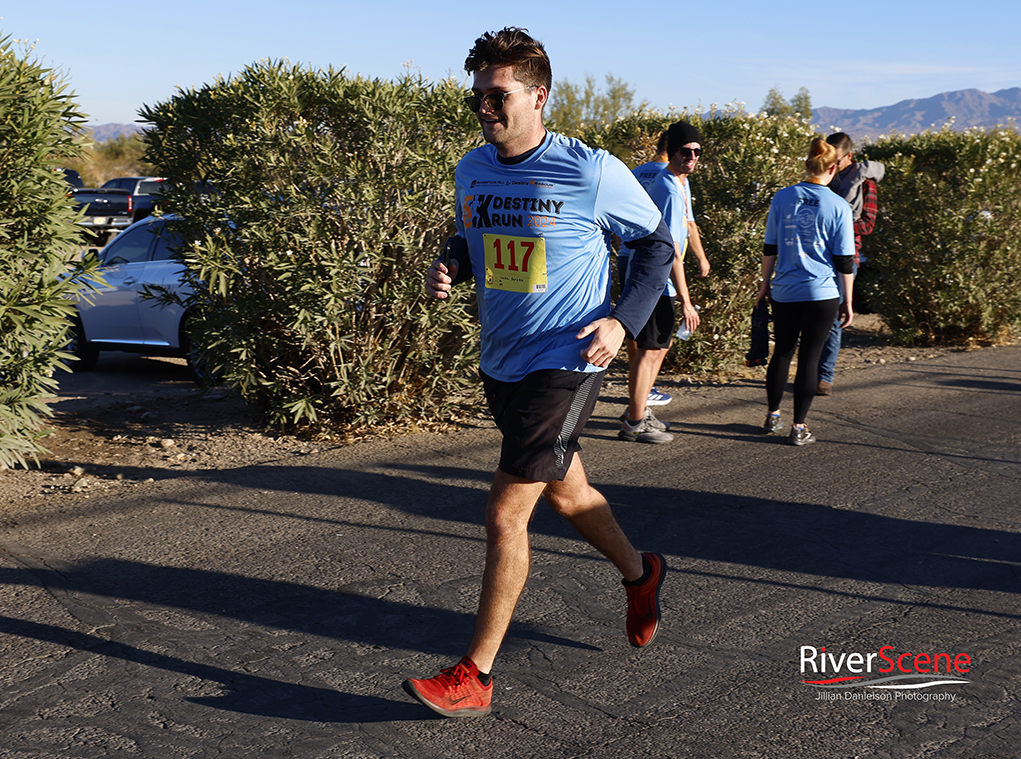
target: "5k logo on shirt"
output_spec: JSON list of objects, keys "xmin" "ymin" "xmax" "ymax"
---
[{"xmin": 463, "ymin": 193, "xmax": 565, "ymax": 230}]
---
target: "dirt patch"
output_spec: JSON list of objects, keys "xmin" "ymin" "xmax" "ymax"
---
[{"xmin": 0, "ymin": 315, "xmax": 998, "ymax": 518}]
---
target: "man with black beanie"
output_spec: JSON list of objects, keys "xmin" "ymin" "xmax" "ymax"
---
[{"xmin": 618, "ymin": 120, "xmax": 709, "ymax": 443}]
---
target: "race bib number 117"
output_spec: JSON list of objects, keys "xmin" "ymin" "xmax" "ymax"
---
[{"xmin": 483, "ymin": 233, "xmax": 548, "ymax": 294}]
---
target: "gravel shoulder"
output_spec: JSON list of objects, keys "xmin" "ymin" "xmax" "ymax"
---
[{"xmin": 0, "ymin": 314, "xmax": 998, "ymax": 516}]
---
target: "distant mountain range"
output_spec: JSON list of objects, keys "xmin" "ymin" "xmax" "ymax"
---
[
  {"xmin": 813, "ymin": 87, "xmax": 1021, "ymax": 143},
  {"xmin": 86, "ymin": 123, "xmax": 143, "ymax": 142},
  {"xmin": 86, "ymin": 87, "xmax": 1021, "ymax": 146}
]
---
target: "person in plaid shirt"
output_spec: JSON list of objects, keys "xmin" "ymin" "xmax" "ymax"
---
[{"xmin": 817, "ymin": 132, "xmax": 884, "ymax": 395}]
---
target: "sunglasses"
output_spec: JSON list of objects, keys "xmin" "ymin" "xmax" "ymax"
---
[
  {"xmin": 463, "ymin": 86, "xmax": 534, "ymax": 113},
  {"xmin": 678, "ymin": 147, "xmax": 702, "ymax": 158}
]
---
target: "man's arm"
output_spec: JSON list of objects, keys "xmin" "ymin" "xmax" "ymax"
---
[
  {"xmin": 578, "ymin": 219, "xmax": 673, "ymax": 367},
  {"xmin": 687, "ymin": 221, "xmax": 710, "ymax": 277},
  {"xmin": 609, "ymin": 218, "xmax": 674, "ymax": 337},
  {"xmin": 672, "ymin": 241, "xmax": 700, "ymax": 332},
  {"xmin": 854, "ymin": 179, "xmax": 878, "ymax": 238}
]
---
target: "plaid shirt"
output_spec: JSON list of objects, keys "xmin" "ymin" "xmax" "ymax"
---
[{"xmin": 852, "ymin": 178, "xmax": 878, "ymax": 263}]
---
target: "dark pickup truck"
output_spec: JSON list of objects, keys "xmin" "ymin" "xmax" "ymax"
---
[
  {"xmin": 68, "ymin": 187, "xmax": 133, "ymax": 243},
  {"xmin": 102, "ymin": 176, "xmax": 167, "ymax": 222}
]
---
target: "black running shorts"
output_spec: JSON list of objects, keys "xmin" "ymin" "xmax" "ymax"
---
[
  {"xmin": 633, "ymin": 295, "xmax": 676, "ymax": 350},
  {"xmin": 617, "ymin": 254, "xmax": 675, "ymax": 350},
  {"xmin": 481, "ymin": 368, "xmax": 605, "ymax": 482}
]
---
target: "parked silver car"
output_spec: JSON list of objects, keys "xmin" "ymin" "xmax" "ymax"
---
[{"xmin": 67, "ymin": 215, "xmax": 209, "ymax": 382}]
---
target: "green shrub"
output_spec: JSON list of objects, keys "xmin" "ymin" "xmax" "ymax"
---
[
  {"xmin": 859, "ymin": 126, "xmax": 1021, "ymax": 344},
  {"xmin": 65, "ymin": 132, "xmax": 156, "ymax": 187},
  {"xmin": 140, "ymin": 62, "xmax": 483, "ymax": 432},
  {"xmin": 0, "ymin": 36, "xmax": 99, "ymax": 468}
]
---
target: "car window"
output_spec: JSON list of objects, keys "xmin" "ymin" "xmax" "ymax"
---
[
  {"xmin": 151, "ymin": 227, "xmax": 186, "ymax": 261},
  {"xmin": 63, "ymin": 169, "xmax": 84, "ymax": 188},
  {"xmin": 138, "ymin": 180, "xmax": 165, "ymax": 195},
  {"xmin": 101, "ymin": 225, "xmax": 155, "ymax": 266}
]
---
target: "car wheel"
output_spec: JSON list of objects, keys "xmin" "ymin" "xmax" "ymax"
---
[
  {"xmin": 181, "ymin": 317, "xmax": 221, "ymax": 385},
  {"xmin": 67, "ymin": 315, "xmax": 99, "ymax": 372}
]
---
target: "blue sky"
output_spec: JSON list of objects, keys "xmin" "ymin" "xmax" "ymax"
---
[{"xmin": 4, "ymin": 1, "xmax": 1019, "ymax": 127}]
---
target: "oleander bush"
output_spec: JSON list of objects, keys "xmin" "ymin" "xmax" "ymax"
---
[
  {"xmin": 135, "ymin": 60, "xmax": 1021, "ymax": 436},
  {"xmin": 0, "ymin": 36, "xmax": 99, "ymax": 468},
  {"xmin": 140, "ymin": 61, "xmax": 483, "ymax": 432},
  {"xmin": 857, "ymin": 126, "xmax": 1021, "ymax": 344}
]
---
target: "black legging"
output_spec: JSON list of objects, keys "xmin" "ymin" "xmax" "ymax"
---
[{"xmin": 766, "ymin": 298, "xmax": 840, "ymax": 425}]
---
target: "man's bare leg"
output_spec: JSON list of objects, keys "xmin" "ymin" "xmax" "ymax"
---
[
  {"xmin": 465, "ymin": 468, "xmax": 547, "ymax": 674},
  {"xmin": 464, "ymin": 456, "xmax": 645, "ymax": 674},
  {"xmin": 544, "ymin": 455, "xmax": 644, "ymax": 581},
  {"xmin": 627, "ymin": 346, "xmax": 669, "ymax": 422}
]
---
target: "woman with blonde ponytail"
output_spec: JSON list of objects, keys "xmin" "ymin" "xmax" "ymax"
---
[{"xmin": 754, "ymin": 138, "xmax": 855, "ymax": 446}]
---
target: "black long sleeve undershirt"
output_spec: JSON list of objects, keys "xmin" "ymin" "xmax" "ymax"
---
[
  {"xmin": 612, "ymin": 218, "xmax": 674, "ymax": 337},
  {"xmin": 762, "ymin": 243, "xmax": 854, "ymax": 274}
]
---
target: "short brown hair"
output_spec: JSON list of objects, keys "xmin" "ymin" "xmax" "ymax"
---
[
  {"xmin": 826, "ymin": 132, "xmax": 853, "ymax": 156},
  {"xmin": 464, "ymin": 27, "xmax": 552, "ymax": 93}
]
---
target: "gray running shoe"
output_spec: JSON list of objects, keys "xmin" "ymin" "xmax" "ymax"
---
[
  {"xmin": 619, "ymin": 416, "xmax": 674, "ymax": 444},
  {"xmin": 789, "ymin": 425, "xmax": 816, "ymax": 446},
  {"xmin": 619, "ymin": 408, "xmax": 671, "ymax": 431},
  {"xmin": 762, "ymin": 412, "xmax": 784, "ymax": 434}
]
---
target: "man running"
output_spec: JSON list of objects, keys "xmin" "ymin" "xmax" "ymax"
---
[{"xmin": 404, "ymin": 27, "xmax": 673, "ymax": 718}]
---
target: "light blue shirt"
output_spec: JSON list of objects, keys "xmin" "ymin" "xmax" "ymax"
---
[
  {"xmin": 455, "ymin": 131, "xmax": 662, "ymax": 382},
  {"xmin": 632, "ymin": 159, "xmax": 668, "ymax": 192},
  {"xmin": 764, "ymin": 181, "xmax": 855, "ymax": 302},
  {"xmin": 622, "ymin": 166, "xmax": 692, "ymax": 298}
]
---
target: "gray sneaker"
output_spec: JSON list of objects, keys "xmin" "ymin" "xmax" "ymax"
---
[
  {"xmin": 789, "ymin": 425, "xmax": 816, "ymax": 446},
  {"xmin": 619, "ymin": 408, "xmax": 671, "ymax": 431},
  {"xmin": 619, "ymin": 415, "xmax": 674, "ymax": 444}
]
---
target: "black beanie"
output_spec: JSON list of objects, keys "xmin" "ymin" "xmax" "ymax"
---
[{"xmin": 667, "ymin": 121, "xmax": 703, "ymax": 155}]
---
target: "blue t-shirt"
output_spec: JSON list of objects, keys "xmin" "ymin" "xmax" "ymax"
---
[
  {"xmin": 621, "ymin": 166, "xmax": 691, "ymax": 298},
  {"xmin": 632, "ymin": 159, "xmax": 668, "ymax": 192},
  {"xmin": 764, "ymin": 181, "xmax": 854, "ymax": 302},
  {"xmin": 455, "ymin": 131, "xmax": 662, "ymax": 382}
]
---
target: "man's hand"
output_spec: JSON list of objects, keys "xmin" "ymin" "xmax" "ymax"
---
[
  {"xmin": 577, "ymin": 317, "xmax": 626, "ymax": 367},
  {"xmin": 696, "ymin": 256, "xmax": 711, "ymax": 278},
  {"xmin": 425, "ymin": 259, "xmax": 459, "ymax": 299},
  {"xmin": 681, "ymin": 301, "xmax": 700, "ymax": 333}
]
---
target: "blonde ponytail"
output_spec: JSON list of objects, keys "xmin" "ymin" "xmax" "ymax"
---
[{"xmin": 805, "ymin": 137, "xmax": 838, "ymax": 178}]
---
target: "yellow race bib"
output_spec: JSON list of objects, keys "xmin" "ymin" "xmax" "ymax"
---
[{"xmin": 483, "ymin": 233, "xmax": 548, "ymax": 294}]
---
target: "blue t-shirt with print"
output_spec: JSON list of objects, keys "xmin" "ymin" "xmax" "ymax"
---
[
  {"xmin": 632, "ymin": 159, "xmax": 668, "ymax": 192},
  {"xmin": 456, "ymin": 131, "xmax": 662, "ymax": 383},
  {"xmin": 764, "ymin": 181, "xmax": 855, "ymax": 302},
  {"xmin": 621, "ymin": 165, "xmax": 691, "ymax": 298}
]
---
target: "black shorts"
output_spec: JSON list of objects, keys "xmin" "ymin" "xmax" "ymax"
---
[
  {"xmin": 633, "ymin": 295, "xmax": 676, "ymax": 350},
  {"xmin": 481, "ymin": 368, "xmax": 605, "ymax": 482},
  {"xmin": 617, "ymin": 254, "xmax": 675, "ymax": 349}
]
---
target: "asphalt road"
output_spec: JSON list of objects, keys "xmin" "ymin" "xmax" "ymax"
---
[{"xmin": 2, "ymin": 345, "xmax": 1020, "ymax": 758}]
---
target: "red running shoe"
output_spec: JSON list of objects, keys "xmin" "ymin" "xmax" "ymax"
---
[
  {"xmin": 625, "ymin": 552, "xmax": 666, "ymax": 647},
  {"xmin": 402, "ymin": 657, "xmax": 493, "ymax": 718}
]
